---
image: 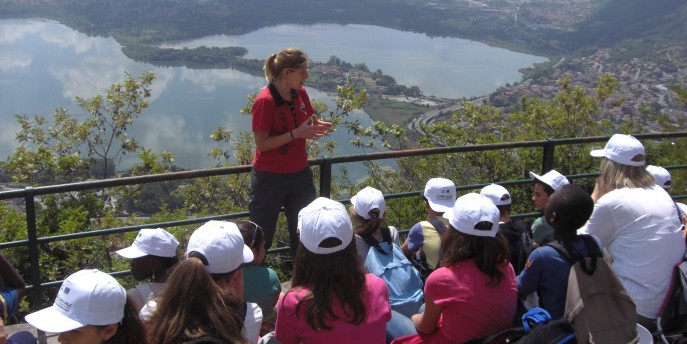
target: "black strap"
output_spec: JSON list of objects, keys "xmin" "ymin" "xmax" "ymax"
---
[
  {"xmin": 546, "ymin": 235, "xmax": 600, "ymax": 275},
  {"xmin": 427, "ymin": 217, "xmax": 447, "ymax": 236},
  {"xmin": 183, "ymin": 336, "xmax": 228, "ymax": 344},
  {"xmin": 677, "ymin": 202, "xmax": 687, "ymax": 264},
  {"xmin": 361, "ymin": 226, "xmax": 393, "ymax": 255}
]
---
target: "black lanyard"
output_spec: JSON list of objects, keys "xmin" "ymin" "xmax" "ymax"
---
[{"xmin": 287, "ymin": 101, "xmax": 299, "ymax": 128}]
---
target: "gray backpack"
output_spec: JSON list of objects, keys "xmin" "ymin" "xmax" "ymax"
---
[{"xmin": 548, "ymin": 235, "xmax": 639, "ymax": 344}]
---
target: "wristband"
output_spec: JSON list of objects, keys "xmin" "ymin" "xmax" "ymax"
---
[{"xmin": 288, "ymin": 131, "xmax": 294, "ymax": 140}]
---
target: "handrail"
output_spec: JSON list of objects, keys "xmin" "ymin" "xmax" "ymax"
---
[{"xmin": 1, "ymin": 132, "xmax": 686, "ymax": 318}]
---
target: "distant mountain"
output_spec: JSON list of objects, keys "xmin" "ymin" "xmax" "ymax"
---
[{"xmin": 565, "ymin": 0, "xmax": 687, "ymax": 50}]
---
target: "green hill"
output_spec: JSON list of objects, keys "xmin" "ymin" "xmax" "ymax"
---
[{"xmin": 565, "ymin": 0, "xmax": 687, "ymax": 50}]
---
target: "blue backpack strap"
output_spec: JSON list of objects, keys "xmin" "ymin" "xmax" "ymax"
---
[{"xmin": 521, "ymin": 307, "xmax": 552, "ymax": 333}]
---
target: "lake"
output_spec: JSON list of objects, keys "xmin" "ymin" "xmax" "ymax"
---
[{"xmin": 0, "ymin": 19, "xmax": 548, "ymax": 171}]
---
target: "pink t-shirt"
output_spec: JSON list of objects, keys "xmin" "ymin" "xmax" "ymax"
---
[
  {"xmin": 421, "ymin": 261, "xmax": 517, "ymax": 343},
  {"xmin": 275, "ymin": 274, "xmax": 391, "ymax": 344}
]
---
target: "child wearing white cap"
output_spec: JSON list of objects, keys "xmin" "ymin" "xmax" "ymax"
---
[
  {"xmin": 237, "ymin": 220, "xmax": 282, "ymax": 336},
  {"xmin": 116, "ymin": 228, "xmax": 179, "ymax": 312},
  {"xmin": 517, "ymin": 185, "xmax": 599, "ymax": 320},
  {"xmin": 646, "ymin": 165, "xmax": 672, "ymax": 190},
  {"xmin": 146, "ymin": 220, "xmax": 261, "ymax": 344},
  {"xmin": 480, "ymin": 183, "xmax": 533, "ymax": 275},
  {"xmin": 393, "ymin": 193, "xmax": 517, "ymax": 343},
  {"xmin": 349, "ymin": 187, "xmax": 423, "ymax": 338},
  {"xmin": 350, "ymin": 186, "xmax": 402, "ymax": 260},
  {"xmin": 401, "ymin": 178, "xmax": 456, "ymax": 280},
  {"xmin": 25, "ymin": 269, "xmax": 147, "ymax": 344},
  {"xmin": 579, "ymin": 134, "xmax": 684, "ymax": 330},
  {"xmin": 275, "ymin": 197, "xmax": 391, "ymax": 344},
  {"xmin": 528, "ymin": 169, "xmax": 570, "ymax": 246}
]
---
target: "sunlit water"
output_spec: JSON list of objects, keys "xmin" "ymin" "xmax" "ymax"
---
[{"xmin": 0, "ymin": 19, "xmax": 547, "ymax": 173}]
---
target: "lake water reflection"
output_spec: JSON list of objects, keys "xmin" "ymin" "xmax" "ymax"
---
[{"xmin": 0, "ymin": 19, "xmax": 547, "ymax": 171}]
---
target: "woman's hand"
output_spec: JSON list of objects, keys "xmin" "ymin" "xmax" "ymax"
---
[
  {"xmin": 293, "ymin": 115, "xmax": 333, "ymax": 140},
  {"xmin": 591, "ymin": 177, "xmax": 606, "ymax": 203}
]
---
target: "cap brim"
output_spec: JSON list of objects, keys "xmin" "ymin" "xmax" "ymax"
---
[
  {"xmin": 428, "ymin": 199, "xmax": 452, "ymax": 213},
  {"xmin": 25, "ymin": 306, "xmax": 85, "ymax": 333},
  {"xmin": 115, "ymin": 245, "xmax": 147, "ymax": 259},
  {"xmin": 528, "ymin": 171, "xmax": 542, "ymax": 181},
  {"xmin": 243, "ymin": 244, "xmax": 254, "ymax": 264},
  {"xmin": 590, "ymin": 149, "xmax": 605, "ymax": 158}
]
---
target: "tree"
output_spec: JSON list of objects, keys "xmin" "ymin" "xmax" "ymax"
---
[{"xmin": 1, "ymin": 72, "xmax": 156, "ymax": 184}]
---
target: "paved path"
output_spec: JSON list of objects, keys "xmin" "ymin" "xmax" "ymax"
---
[{"xmin": 6, "ymin": 323, "xmax": 58, "ymax": 344}]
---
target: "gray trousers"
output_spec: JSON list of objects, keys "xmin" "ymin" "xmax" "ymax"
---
[{"xmin": 249, "ymin": 167, "xmax": 316, "ymax": 257}]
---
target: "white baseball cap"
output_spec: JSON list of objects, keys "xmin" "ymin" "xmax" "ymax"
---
[
  {"xmin": 186, "ymin": 220, "xmax": 253, "ymax": 274},
  {"xmin": 443, "ymin": 193, "xmax": 500, "ymax": 237},
  {"xmin": 480, "ymin": 183, "xmax": 511, "ymax": 206},
  {"xmin": 590, "ymin": 134, "xmax": 646, "ymax": 166},
  {"xmin": 298, "ymin": 197, "xmax": 353, "ymax": 255},
  {"xmin": 25, "ymin": 269, "xmax": 126, "ymax": 333},
  {"xmin": 529, "ymin": 170, "xmax": 570, "ymax": 191},
  {"xmin": 646, "ymin": 165, "xmax": 672, "ymax": 189},
  {"xmin": 351, "ymin": 186, "xmax": 386, "ymax": 219},
  {"xmin": 424, "ymin": 178, "xmax": 457, "ymax": 213},
  {"xmin": 116, "ymin": 227, "xmax": 179, "ymax": 259}
]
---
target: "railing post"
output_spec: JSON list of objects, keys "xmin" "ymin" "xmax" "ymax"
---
[
  {"xmin": 319, "ymin": 157, "xmax": 332, "ymax": 198},
  {"xmin": 25, "ymin": 187, "xmax": 47, "ymax": 344},
  {"xmin": 541, "ymin": 139, "xmax": 555, "ymax": 174}
]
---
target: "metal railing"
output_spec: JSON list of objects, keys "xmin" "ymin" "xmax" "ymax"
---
[{"xmin": 1, "ymin": 132, "xmax": 686, "ymax": 322}]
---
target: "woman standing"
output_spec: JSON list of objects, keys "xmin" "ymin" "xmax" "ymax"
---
[
  {"xmin": 250, "ymin": 47, "xmax": 332, "ymax": 256},
  {"xmin": 580, "ymin": 134, "xmax": 684, "ymax": 330}
]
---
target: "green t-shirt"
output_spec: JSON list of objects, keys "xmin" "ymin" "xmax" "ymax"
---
[
  {"xmin": 243, "ymin": 265, "xmax": 282, "ymax": 318},
  {"xmin": 531, "ymin": 216, "xmax": 554, "ymax": 246}
]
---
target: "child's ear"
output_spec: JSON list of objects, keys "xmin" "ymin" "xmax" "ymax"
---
[{"xmin": 549, "ymin": 211, "xmax": 558, "ymax": 225}]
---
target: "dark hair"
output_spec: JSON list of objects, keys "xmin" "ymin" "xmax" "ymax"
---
[
  {"xmin": 236, "ymin": 220, "xmax": 264, "ymax": 250},
  {"xmin": 102, "ymin": 296, "xmax": 148, "ymax": 344},
  {"xmin": 289, "ymin": 240, "xmax": 367, "ymax": 331},
  {"xmin": 350, "ymin": 207, "xmax": 391, "ymax": 254},
  {"xmin": 545, "ymin": 184, "xmax": 594, "ymax": 232},
  {"xmin": 496, "ymin": 204, "xmax": 512, "ymax": 214},
  {"xmin": 147, "ymin": 258, "xmax": 246, "ymax": 344},
  {"xmin": 534, "ymin": 180, "xmax": 555, "ymax": 196},
  {"xmin": 153, "ymin": 256, "xmax": 179, "ymax": 281},
  {"xmin": 440, "ymin": 228, "xmax": 510, "ymax": 286}
]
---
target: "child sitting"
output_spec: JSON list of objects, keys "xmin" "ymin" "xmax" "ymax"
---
[
  {"xmin": 516, "ymin": 184, "xmax": 596, "ymax": 320},
  {"xmin": 238, "ymin": 220, "xmax": 282, "ymax": 336}
]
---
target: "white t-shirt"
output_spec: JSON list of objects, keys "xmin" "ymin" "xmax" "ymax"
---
[
  {"xmin": 244, "ymin": 302, "xmax": 263, "ymax": 344},
  {"xmin": 579, "ymin": 185, "xmax": 684, "ymax": 318},
  {"xmin": 127, "ymin": 282, "xmax": 166, "ymax": 313}
]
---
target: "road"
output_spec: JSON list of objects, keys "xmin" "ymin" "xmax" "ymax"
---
[{"xmin": 407, "ymin": 98, "xmax": 484, "ymax": 141}]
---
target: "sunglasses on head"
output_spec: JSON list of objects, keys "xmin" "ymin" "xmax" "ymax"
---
[{"xmin": 247, "ymin": 221, "xmax": 262, "ymax": 247}]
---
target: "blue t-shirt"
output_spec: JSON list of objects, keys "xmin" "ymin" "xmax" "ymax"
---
[
  {"xmin": 1, "ymin": 287, "xmax": 19, "ymax": 320},
  {"xmin": 516, "ymin": 238, "xmax": 596, "ymax": 319}
]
